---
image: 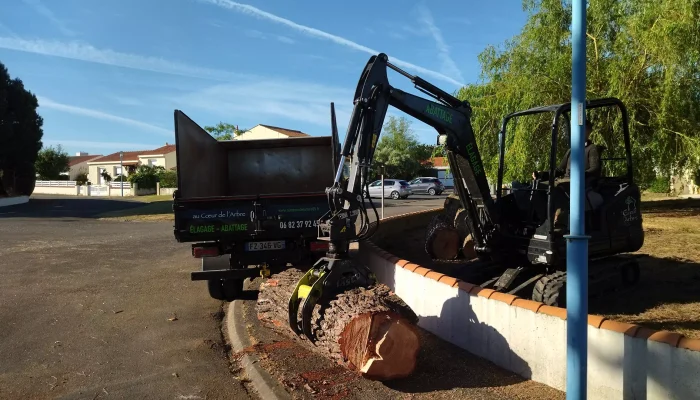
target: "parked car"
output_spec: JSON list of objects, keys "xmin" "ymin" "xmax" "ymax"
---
[
  {"xmin": 364, "ymin": 179, "xmax": 412, "ymax": 199},
  {"xmin": 408, "ymin": 177, "xmax": 445, "ymax": 195}
]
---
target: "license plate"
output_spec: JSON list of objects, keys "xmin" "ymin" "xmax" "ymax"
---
[{"xmin": 245, "ymin": 240, "xmax": 286, "ymax": 251}]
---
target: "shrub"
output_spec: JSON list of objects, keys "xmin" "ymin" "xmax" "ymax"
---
[
  {"xmin": 647, "ymin": 176, "xmax": 670, "ymax": 193},
  {"xmin": 158, "ymin": 170, "xmax": 177, "ymax": 188},
  {"xmin": 127, "ymin": 165, "xmax": 164, "ymax": 189},
  {"xmin": 75, "ymin": 172, "xmax": 89, "ymax": 185}
]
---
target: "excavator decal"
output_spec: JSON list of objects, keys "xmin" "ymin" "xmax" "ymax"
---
[
  {"xmin": 465, "ymin": 143, "xmax": 484, "ymax": 176},
  {"xmin": 425, "ymin": 103, "xmax": 453, "ymax": 124}
]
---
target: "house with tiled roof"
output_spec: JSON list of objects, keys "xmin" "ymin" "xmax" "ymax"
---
[
  {"xmin": 422, "ymin": 156, "xmax": 454, "ymax": 188},
  {"xmin": 233, "ymin": 124, "xmax": 311, "ymax": 141},
  {"xmin": 64, "ymin": 152, "xmax": 103, "ymax": 180},
  {"xmin": 86, "ymin": 143, "xmax": 177, "ymax": 185}
]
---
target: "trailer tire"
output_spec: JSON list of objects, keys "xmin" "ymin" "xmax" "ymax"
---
[{"xmin": 207, "ymin": 278, "xmax": 243, "ymax": 301}]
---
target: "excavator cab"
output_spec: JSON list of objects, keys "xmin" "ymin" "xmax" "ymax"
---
[{"xmin": 495, "ymin": 98, "xmax": 645, "ymax": 268}]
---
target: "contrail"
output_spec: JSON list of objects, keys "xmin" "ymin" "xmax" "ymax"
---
[{"xmin": 197, "ymin": 0, "xmax": 465, "ymax": 87}]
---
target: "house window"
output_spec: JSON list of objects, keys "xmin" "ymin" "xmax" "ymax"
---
[
  {"xmin": 147, "ymin": 159, "xmax": 158, "ymax": 166},
  {"xmin": 114, "ymin": 166, "xmax": 122, "ymax": 176}
]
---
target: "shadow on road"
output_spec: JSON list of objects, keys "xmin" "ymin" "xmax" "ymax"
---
[{"xmin": 0, "ymin": 196, "xmax": 156, "ymax": 219}]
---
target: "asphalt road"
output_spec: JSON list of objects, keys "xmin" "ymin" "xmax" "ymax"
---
[{"xmin": 0, "ymin": 195, "xmax": 445, "ymax": 399}]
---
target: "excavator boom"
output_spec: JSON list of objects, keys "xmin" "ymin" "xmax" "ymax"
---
[
  {"xmin": 289, "ymin": 53, "xmax": 501, "ymax": 341},
  {"xmin": 332, "ymin": 53, "xmax": 497, "ymax": 250}
]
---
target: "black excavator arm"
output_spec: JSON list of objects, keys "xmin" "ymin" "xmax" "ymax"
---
[
  {"xmin": 326, "ymin": 53, "xmax": 498, "ymax": 251},
  {"xmin": 288, "ymin": 53, "xmax": 499, "ymax": 342}
]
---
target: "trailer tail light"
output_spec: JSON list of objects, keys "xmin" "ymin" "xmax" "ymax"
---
[
  {"xmin": 192, "ymin": 245, "xmax": 220, "ymax": 258},
  {"xmin": 310, "ymin": 241, "xmax": 329, "ymax": 252}
]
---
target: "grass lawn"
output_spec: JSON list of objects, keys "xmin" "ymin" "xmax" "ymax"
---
[
  {"xmin": 97, "ymin": 198, "xmax": 174, "ymax": 221},
  {"xmin": 593, "ymin": 196, "xmax": 700, "ymax": 338}
]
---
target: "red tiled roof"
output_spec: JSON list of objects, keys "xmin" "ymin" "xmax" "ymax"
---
[
  {"xmin": 88, "ymin": 144, "xmax": 176, "ymax": 163},
  {"xmin": 142, "ymin": 144, "xmax": 176, "ymax": 155},
  {"xmin": 260, "ymin": 124, "xmax": 310, "ymax": 138},
  {"xmin": 68, "ymin": 154, "xmax": 102, "ymax": 167},
  {"xmin": 432, "ymin": 157, "xmax": 448, "ymax": 168},
  {"xmin": 421, "ymin": 156, "xmax": 448, "ymax": 168}
]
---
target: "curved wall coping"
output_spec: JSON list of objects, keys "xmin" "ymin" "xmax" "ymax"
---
[
  {"xmin": 0, "ymin": 195, "xmax": 29, "ymax": 208},
  {"xmin": 358, "ymin": 207, "xmax": 700, "ymax": 399}
]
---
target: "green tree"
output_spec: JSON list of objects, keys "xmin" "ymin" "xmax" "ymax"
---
[
  {"xmin": 456, "ymin": 0, "xmax": 700, "ymax": 188},
  {"xmin": 373, "ymin": 116, "xmax": 430, "ymax": 180},
  {"xmin": 35, "ymin": 145, "xmax": 70, "ymax": 180},
  {"xmin": 204, "ymin": 122, "xmax": 247, "ymax": 140},
  {"xmin": 0, "ymin": 62, "xmax": 44, "ymax": 196},
  {"xmin": 75, "ymin": 170, "xmax": 88, "ymax": 185},
  {"xmin": 127, "ymin": 165, "xmax": 165, "ymax": 189}
]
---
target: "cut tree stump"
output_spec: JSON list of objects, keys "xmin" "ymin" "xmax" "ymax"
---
[
  {"xmin": 424, "ymin": 214, "xmax": 461, "ymax": 260},
  {"xmin": 256, "ymin": 268, "xmax": 420, "ymax": 381}
]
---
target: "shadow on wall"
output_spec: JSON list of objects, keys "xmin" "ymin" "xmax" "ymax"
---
[{"xmin": 383, "ymin": 284, "xmax": 533, "ymax": 393}]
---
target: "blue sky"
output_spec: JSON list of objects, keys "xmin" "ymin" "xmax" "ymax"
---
[{"xmin": 0, "ymin": 0, "xmax": 528, "ymax": 156}]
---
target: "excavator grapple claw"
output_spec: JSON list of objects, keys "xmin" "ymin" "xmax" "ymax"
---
[{"xmin": 288, "ymin": 257, "xmax": 376, "ymax": 343}]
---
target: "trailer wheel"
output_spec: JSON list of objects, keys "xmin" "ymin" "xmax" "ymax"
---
[{"xmin": 207, "ymin": 278, "xmax": 243, "ymax": 301}]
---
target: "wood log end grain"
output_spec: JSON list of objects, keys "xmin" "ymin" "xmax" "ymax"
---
[
  {"xmin": 354, "ymin": 311, "xmax": 420, "ymax": 381},
  {"xmin": 462, "ymin": 234, "xmax": 477, "ymax": 260}
]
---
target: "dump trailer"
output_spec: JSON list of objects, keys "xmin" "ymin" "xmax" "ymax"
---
[{"xmin": 171, "ymin": 110, "xmax": 339, "ymax": 301}]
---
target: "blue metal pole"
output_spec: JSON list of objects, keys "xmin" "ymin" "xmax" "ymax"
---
[{"xmin": 566, "ymin": 0, "xmax": 589, "ymax": 399}]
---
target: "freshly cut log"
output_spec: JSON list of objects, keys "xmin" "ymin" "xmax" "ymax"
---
[
  {"xmin": 462, "ymin": 234, "xmax": 477, "ymax": 260},
  {"xmin": 256, "ymin": 268, "xmax": 420, "ymax": 381},
  {"xmin": 424, "ymin": 214, "xmax": 461, "ymax": 260},
  {"xmin": 453, "ymin": 208, "xmax": 472, "ymax": 241},
  {"xmin": 443, "ymin": 193, "xmax": 462, "ymax": 223}
]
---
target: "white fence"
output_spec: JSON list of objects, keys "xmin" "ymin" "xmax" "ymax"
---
[
  {"xmin": 109, "ymin": 182, "xmax": 132, "ymax": 189},
  {"xmin": 33, "ymin": 180, "xmax": 167, "ymax": 197},
  {"xmin": 36, "ymin": 180, "xmax": 77, "ymax": 187}
]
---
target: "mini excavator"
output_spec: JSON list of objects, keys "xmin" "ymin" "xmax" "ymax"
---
[{"xmin": 288, "ymin": 53, "xmax": 644, "ymax": 342}]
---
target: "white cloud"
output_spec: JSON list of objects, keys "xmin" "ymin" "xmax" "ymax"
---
[
  {"xmin": 415, "ymin": 4, "xmax": 465, "ymax": 84},
  {"xmin": 22, "ymin": 0, "xmax": 76, "ymax": 37},
  {"xmin": 174, "ymin": 80, "xmax": 353, "ymax": 129},
  {"xmin": 0, "ymin": 37, "xmax": 249, "ymax": 82},
  {"xmin": 37, "ymin": 96, "xmax": 172, "ymax": 136},
  {"xmin": 276, "ymin": 35, "xmax": 295, "ymax": 44},
  {"xmin": 243, "ymin": 29, "xmax": 295, "ymax": 44},
  {"xmin": 43, "ymin": 139, "xmax": 161, "ymax": 152},
  {"xmin": 109, "ymin": 95, "xmax": 145, "ymax": 106},
  {"xmin": 196, "ymin": 0, "xmax": 465, "ymax": 87}
]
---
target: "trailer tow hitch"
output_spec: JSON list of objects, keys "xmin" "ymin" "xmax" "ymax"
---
[{"xmin": 288, "ymin": 257, "xmax": 376, "ymax": 342}]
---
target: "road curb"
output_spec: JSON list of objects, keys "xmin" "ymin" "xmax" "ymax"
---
[{"xmin": 226, "ymin": 299, "xmax": 291, "ymax": 400}]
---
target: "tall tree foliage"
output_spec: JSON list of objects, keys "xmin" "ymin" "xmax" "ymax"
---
[
  {"xmin": 457, "ymin": 0, "xmax": 700, "ymax": 188},
  {"xmin": 373, "ymin": 116, "xmax": 434, "ymax": 180},
  {"xmin": 0, "ymin": 62, "xmax": 44, "ymax": 196},
  {"xmin": 35, "ymin": 145, "xmax": 70, "ymax": 180},
  {"xmin": 204, "ymin": 122, "xmax": 247, "ymax": 140}
]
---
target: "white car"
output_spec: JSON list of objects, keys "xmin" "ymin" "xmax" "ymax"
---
[{"xmin": 364, "ymin": 179, "xmax": 412, "ymax": 199}]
